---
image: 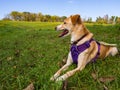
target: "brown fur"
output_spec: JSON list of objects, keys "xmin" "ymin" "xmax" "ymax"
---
[
  {"xmin": 71, "ymin": 14, "xmax": 82, "ymax": 25},
  {"xmin": 99, "ymin": 45, "xmax": 111, "ymax": 58}
]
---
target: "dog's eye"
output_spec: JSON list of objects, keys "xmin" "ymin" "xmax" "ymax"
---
[{"xmin": 64, "ymin": 22, "xmax": 67, "ymax": 24}]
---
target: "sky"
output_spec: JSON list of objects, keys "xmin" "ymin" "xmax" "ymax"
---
[{"xmin": 0, "ymin": 0, "xmax": 120, "ymax": 21}]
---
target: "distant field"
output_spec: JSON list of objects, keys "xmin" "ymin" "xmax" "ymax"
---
[{"xmin": 0, "ymin": 21, "xmax": 120, "ymax": 90}]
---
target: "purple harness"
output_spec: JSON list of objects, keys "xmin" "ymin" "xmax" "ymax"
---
[{"xmin": 71, "ymin": 39, "xmax": 100, "ymax": 64}]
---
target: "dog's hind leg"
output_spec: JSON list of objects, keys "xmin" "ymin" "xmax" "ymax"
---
[
  {"xmin": 50, "ymin": 52, "xmax": 73, "ymax": 81},
  {"xmin": 108, "ymin": 47, "xmax": 118, "ymax": 56},
  {"xmin": 111, "ymin": 47, "xmax": 118, "ymax": 56}
]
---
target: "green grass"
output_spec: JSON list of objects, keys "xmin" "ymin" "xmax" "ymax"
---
[{"xmin": 0, "ymin": 21, "xmax": 120, "ymax": 90}]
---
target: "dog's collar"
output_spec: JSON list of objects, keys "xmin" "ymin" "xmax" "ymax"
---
[{"xmin": 71, "ymin": 34, "xmax": 87, "ymax": 45}]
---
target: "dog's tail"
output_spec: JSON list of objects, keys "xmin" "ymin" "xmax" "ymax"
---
[
  {"xmin": 99, "ymin": 41, "xmax": 117, "ymax": 47},
  {"xmin": 99, "ymin": 41, "xmax": 119, "ymax": 56}
]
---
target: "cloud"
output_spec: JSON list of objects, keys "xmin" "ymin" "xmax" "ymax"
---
[{"xmin": 68, "ymin": 0, "xmax": 73, "ymax": 3}]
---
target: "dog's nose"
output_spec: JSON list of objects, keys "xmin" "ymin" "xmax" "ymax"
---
[{"xmin": 55, "ymin": 27, "xmax": 57, "ymax": 30}]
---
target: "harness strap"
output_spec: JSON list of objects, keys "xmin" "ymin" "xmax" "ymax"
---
[
  {"xmin": 71, "ymin": 39, "xmax": 93, "ymax": 64},
  {"xmin": 71, "ymin": 39, "xmax": 100, "ymax": 64},
  {"xmin": 92, "ymin": 41, "xmax": 100, "ymax": 62}
]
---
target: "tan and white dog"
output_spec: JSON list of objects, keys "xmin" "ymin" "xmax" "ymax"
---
[{"xmin": 50, "ymin": 14, "xmax": 118, "ymax": 82}]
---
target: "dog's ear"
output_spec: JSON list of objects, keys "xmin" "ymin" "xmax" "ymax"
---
[{"xmin": 71, "ymin": 14, "xmax": 82, "ymax": 25}]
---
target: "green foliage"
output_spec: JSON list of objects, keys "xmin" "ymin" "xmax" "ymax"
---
[
  {"xmin": 5, "ymin": 11, "xmax": 67, "ymax": 22},
  {"xmin": 96, "ymin": 15, "xmax": 120, "ymax": 24},
  {"xmin": 96, "ymin": 16, "xmax": 107, "ymax": 24},
  {"xmin": 2, "ymin": 11, "xmax": 120, "ymax": 24},
  {"xmin": 0, "ymin": 21, "xmax": 120, "ymax": 90}
]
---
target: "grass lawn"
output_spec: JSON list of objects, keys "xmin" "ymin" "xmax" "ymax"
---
[{"xmin": 0, "ymin": 21, "xmax": 120, "ymax": 90}]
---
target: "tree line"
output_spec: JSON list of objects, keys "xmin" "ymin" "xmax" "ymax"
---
[
  {"xmin": 3, "ymin": 11, "xmax": 67, "ymax": 22},
  {"xmin": 95, "ymin": 15, "xmax": 120, "ymax": 24},
  {"xmin": 2, "ymin": 11, "xmax": 120, "ymax": 24},
  {"xmin": 83, "ymin": 14, "xmax": 120, "ymax": 24}
]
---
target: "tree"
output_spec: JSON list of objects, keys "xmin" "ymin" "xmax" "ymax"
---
[
  {"xmin": 51, "ymin": 15, "xmax": 60, "ymax": 22},
  {"xmin": 60, "ymin": 16, "xmax": 67, "ymax": 22},
  {"xmin": 96, "ymin": 16, "xmax": 104, "ymax": 24},
  {"xmin": 36, "ymin": 12, "xmax": 43, "ymax": 21},
  {"xmin": 30, "ymin": 13, "xmax": 37, "ymax": 21},
  {"xmin": 44, "ymin": 15, "xmax": 51, "ymax": 22},
  {"xmin": 116, "ymin": 17, "xmax": 120, "ymax": 24},
  {"xmin": 86, "ymin": 17, "xmax": 92, "ymax": 23},
  {"xmin": 10, "ymin": 11, "xmax": 22, "ymax": 21},
  {"xmin": 109, "ymin": 16, "xmax": 116, "ymax": 24},
  {"xmin": 22, "ymin": 12, "xmax": 31, "ymax": 21},
  {"xmin": 104, "ymin": 14, "xmax": 109, "ymax": 24}
]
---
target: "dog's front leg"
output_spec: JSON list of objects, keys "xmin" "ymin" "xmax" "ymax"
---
[
  {"xmin": 56, "ymin": 51, "xmax": 88, "ymax": 81},
  {"xmin": 50, "ymin": 52, "xmax": 73, "ymax": 81}
]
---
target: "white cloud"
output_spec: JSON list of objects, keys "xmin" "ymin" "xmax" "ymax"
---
[{"xmin": 68, "ymin": 0, "xmax": 73, "ymax": 3}]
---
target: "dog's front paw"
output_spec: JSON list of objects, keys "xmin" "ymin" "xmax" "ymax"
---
[
  {"xmin": 50, "ymin": 73, "xmax": 60, "ymax": 81},
  {"xmin": 50, "ymin": 76, "xmax": 56, "ymax": 81},
  {"xmin": 56, "ymin": 76, "xmax": 65, "ymax": 82}
]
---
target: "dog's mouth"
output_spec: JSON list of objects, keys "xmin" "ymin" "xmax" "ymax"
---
[{"xmin": 58, "ymin": 29, "xmax": 69, "ymax": 37}]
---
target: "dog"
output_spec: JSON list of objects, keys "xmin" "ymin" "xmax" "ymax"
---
[{"xmin": 50, "ymin": 14, "xmax": 118, "ymax": 82}]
